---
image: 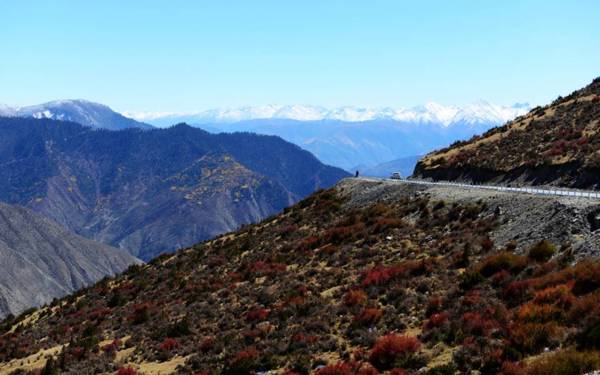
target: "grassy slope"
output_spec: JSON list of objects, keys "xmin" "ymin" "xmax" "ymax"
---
[{"xmin": 2, "ymin": 186, "xmax": 600, "ymax": 374}]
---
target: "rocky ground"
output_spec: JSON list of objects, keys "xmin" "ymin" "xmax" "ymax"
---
[{"xmin": 341, "ymin": 178, "xmax": 600, "ymax": 258}]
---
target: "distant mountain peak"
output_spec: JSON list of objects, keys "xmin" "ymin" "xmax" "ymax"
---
[
  {"xmin": 2, "ymin": 99, "xmax": 153, "ymax": 130},
  {"xmin": 128, "ymin": 102, "xmax": 530, "ymax": 126}
]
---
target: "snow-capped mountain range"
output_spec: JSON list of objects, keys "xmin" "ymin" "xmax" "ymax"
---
[
  {"xmin": 1, "ymin": 99, "xmax": 531, "ymax": 173},
  {"xmin": 0, "ymin": 100, "xmax": 152, "ymax": 130},
  {"xmin": 126, "ymin": 102, "xmax": 530, "ymax": 127}
]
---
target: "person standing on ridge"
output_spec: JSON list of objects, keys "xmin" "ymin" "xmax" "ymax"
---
[{"xmin": 355, "ymin": 170, "xmax": 359, "ymax": 178}]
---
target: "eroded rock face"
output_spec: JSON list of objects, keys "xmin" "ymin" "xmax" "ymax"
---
[{"xmin": 0, "ymin": 202, "xmax": 139, "ymax": 318}]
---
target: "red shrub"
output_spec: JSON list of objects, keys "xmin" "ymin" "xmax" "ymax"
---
[
  {"xmin": 461, "ymin": 312, "xmax": 498, "ymax": 337},
  {"xmin": 478, "ymin": 252, "xmax": 528, "ymax": 277},
  {"xmin": 116, "ymin": 367, "xmax": 137, "ymax": 375},
  {"xmin": 424, "ymin": 312, "xmax": 449, "ymax": 329},
  {"xmin": 199, "ymin": 336, "xmax": 214, "ymax": 353},
  {"xmin": 354, "ymin": 308, "xmax": 383, "ymax": 326},
  {"xmin": 71, "ymin": 346, "xmax": 85, "ymax": 360},
  {"xmin": 355, "ymin": 362, "xmax": 379, "ymax": 375},
  {"xmin": 491, "ymin": 270, "xmax": 512, "ymax": 286},
  {"xmin": 362, "ymin": 265, "xmax": 405, "ymax": 287},
  {"xmin": 316, "ymin": 362, "xmax": 353, "ymax": 375},
  {"xmin": 344, "ymin": 289, "xmax": 368, "ymax": 307},
  {"xmin": 249, "ymin": 261, "xmax": 286, "ymax": 276},
  {"xmin": 533, "ymin": 283, "xmax": 574, "ymax": 308},
  {"xmin": 426, "ymin": 296, "xmax": 443, "ymax": 315},
  {"xmin": 369, "ymin": 334, "xmax": 421, "ymax": 370},
  {"xmin": 245, "ymin": 307, "xmax": 270, "ymax": 322},
  {"xmin": 499, "ymin": 361, "xmax": 525, "ymax": 375},
  {"xmin": 101, "ymin": 339, "xmax": 121, "ymax": 354},
  {"xmin": 159, "ymin": 338, "xmax": 179, "ymax": 351},
  {"xmin": 503, "ymin": 280, "xmax": 532, "ymax": 304},
  {"xmin": 389, "ymin": 370, "xmax": 407, "ymax": 375}
]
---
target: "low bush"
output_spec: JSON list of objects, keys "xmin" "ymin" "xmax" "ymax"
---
[
  {"xmin": 526, "ymin": 349, "xmax": 600, "ymax": 375},
  {"xmin": 116, "ymin": 367, "xmax": 137, "ymax": 375},
  {"xmin": 528, "ymin": 240, "xmax": 556, "ymax": 262},
  {"xmin": 344, "ymin": 290, "xmax": 368, "ymax": 307},
  {"xmin": 369, "ymin": 334, "xmax": 421, "ymax": 370},
  {"xmin": 478, "ymin": 252, "xmax": 528, "ymax": 277}
]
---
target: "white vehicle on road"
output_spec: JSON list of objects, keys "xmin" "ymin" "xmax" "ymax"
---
[{"xmin": 390, "ymin": 172, "xmax": 402, "ymax": 180}]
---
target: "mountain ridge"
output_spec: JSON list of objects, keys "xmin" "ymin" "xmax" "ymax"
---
[
  {"xmin": 414, "ymin": 77, "xmax": 600, "ymax": 188},
  {"xmin": 0, "ymin": 99, "xmax": 152, "ymax": 130},
  {"xmin": 0, "ymin": 117, "xmax": 348, "ymax": 260},
  {"xmin": 127, "ymin": 101, "xmax": 529, "ymax": 126}
]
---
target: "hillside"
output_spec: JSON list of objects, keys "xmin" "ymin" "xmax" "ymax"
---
[
  {"xmin": 0, "ymin": 117, "xmax": 348, "ymax": 260},
  {"xmin": 0, "ymin": 201, "xmax": 138, "ymax": 319},
  {"xmin": 4, "ymin": 179, "xmax": 600, "ymax": 374},
  {"xmin": 414, "ymin": 78, "xmax": 600, "ymax": 188},
  {"xmin": 3, "ymin": 100, "xmax": 153, "ymax": 130}
]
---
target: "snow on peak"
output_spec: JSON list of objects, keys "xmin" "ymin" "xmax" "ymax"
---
[{"xmin": 129, "ymin": 102, "xmax": 530, "ymax": 126}]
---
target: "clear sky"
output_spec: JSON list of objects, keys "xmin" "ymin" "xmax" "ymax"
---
[{"xmin": 1, "ymin": 1, "xmax": 599, "ymax": 112}]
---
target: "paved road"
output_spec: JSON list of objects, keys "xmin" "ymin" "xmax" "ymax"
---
[{"xmin": 359, "ymin": 177, "xmax": 600, "ymax": 200}]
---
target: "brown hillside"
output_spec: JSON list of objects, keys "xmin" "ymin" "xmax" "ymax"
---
[
  {"xmin": 3, "ymin": 179, "xmax": 600, "ymax": 374},
  {"xmin": 414, "ymin": 77, "xmax": 600, "ymax": 188}
]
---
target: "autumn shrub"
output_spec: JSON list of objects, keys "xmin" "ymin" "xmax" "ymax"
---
[
  {"xmin": 344, "ymin": 290, "xmax": 368, "ymax": 307},
  {"xmin": 424, "ymin": 312, "xmax": 449, "ymax": 330},
  {"xmin": 570, "ymin": 261, "xmax": 600, "ymax": 295},
  {"xmin": 533, "ymin": 284, "xmax": 574, "ymax": 309},
  {"xmin": 159, "ymin": 338, "xmax": 179, "ymax": 351},
  {"xmin": 459, "ymin": 270, "xmax": 485, "ymax": 290},
  {"xmin": 130, "ymin": 303, "xmax": 150, "ymax": 325},
  {"xmin": 575, "ymin": 316, "xmax": 600, "ymax": 350},
  {"xmin": 503, "ymin": 280, "xmax": 533, "ymax": 305},
  {"xmin": 369, "ymin": 334, "xmax": 421, "ymax": 370},
  {"xmin": 499, "ymin": 361, "xmax": 526, "ymax": 375},
  {"xmin": 527, "ymin": 240, "xmax": 556, "ymax": 262},
  {"xmin": 116, "ymin": 367, "xmax": 137, "ymax": 375},
  {"xmin": 223, "ymin": 348, "xmax": 262, "ymax": 375},
  {"xmin": 245, "ymin": 308, "xmax": 270, "ymax": 322},
  {"xmin": 478, "ymin": 252, "xmax": 528, "ymax": 277},
  {"xmin": 568, "ymin": 290, "xmax": 600, "ymax": 322},
  {"xmin": 516, "ymin": 303, "xmax": 564, "ymax": 324},
  {"xmin": 361, "ymin": 265, "xmax": 406, "ymax": 287},
  {"xmin": 315, "ymin": 362, "xmax": 353, "ymax": 375},
  {"xmin": 354, "ymin": 308, "xmax": 383, "ymax": 326},
  {"xmin": 510, "ymin": 322, "xmax": 560, "ymax": 354},
  {"xmin": 461, "ymin": 312, "xmax": 498, "ymax": 337},
  {"xmin": 526, "ymin": 349, "xmax": 600, "ymax": 375}
]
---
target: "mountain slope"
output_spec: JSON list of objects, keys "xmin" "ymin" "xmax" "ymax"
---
[
  {"xmin": 414, "ymin": 78, "xmax": 600, "ymax": 188},
  {"xmin": 0, "ymin": 117, "xmax": 348, "ymax": 260},
  {"xmin": 3, "ymin": 179, "xmax": 600, "ymax": 374},
  {"xmin": 5, "ymin": 100, "xmax": 152, "ymax": 130},
  {"xmin": 0, "ymin": 201, "xmax": 139, "ymax": 318}
]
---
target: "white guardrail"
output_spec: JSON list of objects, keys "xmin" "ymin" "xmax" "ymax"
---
[{"xmin": 364, "ymin": 177, "xmax": 600, "ymax": 199}]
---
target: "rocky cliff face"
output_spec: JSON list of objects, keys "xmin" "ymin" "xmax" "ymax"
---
[
  {"xmin": 414, "ymin": 77, "xmax": 600, "ymax": 188},
  {"xmin": 0, "ymin": 202, "xmax": 139, "ymax": 318},
  {"xmin": 0, "ymin": 118, "xmax": 348, "ymax": 260}
]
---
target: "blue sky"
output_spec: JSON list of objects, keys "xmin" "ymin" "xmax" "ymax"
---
[{"xmin": 1, "ymin": 1, "xmax": 598, "ymax": 112}]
